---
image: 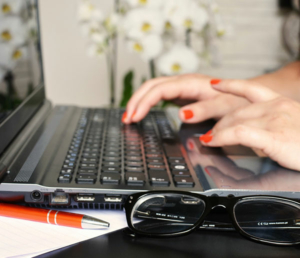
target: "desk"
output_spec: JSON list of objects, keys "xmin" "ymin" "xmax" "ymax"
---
[{"xmin": 38, "ymin": 228, "xmax": 300, "ymax": 258}]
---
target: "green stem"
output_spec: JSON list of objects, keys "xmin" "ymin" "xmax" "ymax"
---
[
  {"xmin": 150, "ymin": 60, "xmax": 156, "ymax": 79},
  {"xmin": 186, "ymin": 29, "xmax": 191, "ymax": 47}
]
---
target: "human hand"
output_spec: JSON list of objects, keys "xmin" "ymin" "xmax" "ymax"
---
[
  {"xmin": 200, "ymin": 79, "xmax": 300, "ymax": 171},
  {"xmin": 123, "ymin": 74, "xmax": 249, "ymax": 124}
]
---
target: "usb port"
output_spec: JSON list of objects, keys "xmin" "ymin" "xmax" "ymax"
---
[
  {"xmin": 104, "ymin": 195, "xmax": 122, "ymax": 203},
  {"xmin": 76, "ymin": 194, "xmax": 95, "ymax": 202}
]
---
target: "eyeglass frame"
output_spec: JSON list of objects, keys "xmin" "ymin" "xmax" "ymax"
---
[{"xmin": 124, "ymin": 191, "xmax": 300, "ymax": 246}]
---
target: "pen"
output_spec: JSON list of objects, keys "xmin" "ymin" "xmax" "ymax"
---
[{"xmin": 0, "ymin": 203, "xmax": 110, "ymax": 229}]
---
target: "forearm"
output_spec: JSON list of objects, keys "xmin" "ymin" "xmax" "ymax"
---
[{"xmin": 250, "ymin": 61, "xmax": 300, "ymax": 101}]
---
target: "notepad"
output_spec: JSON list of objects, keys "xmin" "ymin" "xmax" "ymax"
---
[{"xmin": 0, "ymin": 209, "xmax": 128, "ymax": 258}]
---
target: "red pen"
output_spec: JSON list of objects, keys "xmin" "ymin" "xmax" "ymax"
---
[{"xmin": 0, "ymin": 203, "xmax": 109, "ymax": 229}]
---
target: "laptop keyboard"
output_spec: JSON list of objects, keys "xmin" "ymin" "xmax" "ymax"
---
[{"xmin": 58, "ymin": 109, "xmax": 195, "ymax": 188}]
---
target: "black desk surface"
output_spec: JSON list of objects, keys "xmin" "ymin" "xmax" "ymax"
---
[{"xmin": 37, "ymin": 228, "xmax": 300, "ymax": 258}]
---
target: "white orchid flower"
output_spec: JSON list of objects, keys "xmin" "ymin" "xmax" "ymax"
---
[
  {"xmin": 90, "ymin": 32, "xmax": 107, "ymax": 44},
  {"xmin": 157, "ymin": 44, "xmax": 199, "ymax": 75},
  {"xmin": 87, "ymin": 42, "xmax": 107, "ymax": 57},
  {"xmin": 0, "ymin": 16, "xmax": 27, "ymax": 46},
  {"xmin": 123, "ymin": 8, "xmax": 165, "ymax": 39},
  {"xmin": 104, "ymin": 12, "xmax": 121, "ymax": 35},
  {"xmin": 78, "ymin": 0, "xmax": 103, "ymax": 22},
  {"xmin": 0, "ymin": 43, "xmax": 28, "ymax": 69},
  {"xmin": 125, "ymin": 0, "xmax": 163, "ymax": 9},
  {"xmin": 0, "ymin": 0, "xmax": 25, "ymax": 16},
  {"xmin": 80, "ymin": 21, "xmax": 103, "ymax": 38},
  {"xmin": 164, "ymin": 0, "xmax": 208, "ymax": 33},
  {"xmin": 128, "ymin": 34, "xmax": 163, "ymax": 61}
]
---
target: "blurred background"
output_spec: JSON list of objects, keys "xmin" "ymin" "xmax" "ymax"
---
[{"xmin": 0, "ymin": 0, "xmax": 298, "ymax": 109}]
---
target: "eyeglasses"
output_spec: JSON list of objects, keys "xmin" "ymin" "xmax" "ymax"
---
[{"xmin": 124, "ymin": 191, "xmax": 300, "ymax": 245}]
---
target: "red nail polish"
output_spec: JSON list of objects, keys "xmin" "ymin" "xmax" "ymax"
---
[
  {"xmin": 183, "ymin": 110, "xmax": 194, "ymax": 120},
  {"xmin": 206, "ymin": 130, "xmax": 212, "ymax": 135},
  {"xmin": 210, "ymin": 79, "xmax": 221, "ymax": 85},
  {"xmin": 187, "ymin": 140, "xmax": 194, "ymax": 150},
  {"xmin": 122, "ymin": 112, "xmax": 127, "ymax": 123},
  {"xmin": 199, "ymin": 134, "xmax": 213, "ymax": 143},
  {"xmin": 204, "ymin": 167, "xmax": 211, "ymax": 176}
]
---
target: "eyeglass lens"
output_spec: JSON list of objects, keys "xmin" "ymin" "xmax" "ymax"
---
[
  {"xmin": 131, "ymin": 193, "xmax": 206, "ymax": 234},
  {"xmin": 234, "ymin": 198, "xmax": 300, "ymax": 243}
]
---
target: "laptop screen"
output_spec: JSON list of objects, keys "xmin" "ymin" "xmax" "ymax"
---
[{"xmin": 0, "ymin": 0, "xmax": 45, "ymax": 156}]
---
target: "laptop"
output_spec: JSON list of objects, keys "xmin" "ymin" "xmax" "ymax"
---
[{"xmin": 0, "ymin": 1, "xmax": 299, "ymax": 210}]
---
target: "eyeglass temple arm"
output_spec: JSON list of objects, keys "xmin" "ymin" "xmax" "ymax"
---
[{"xmin": 200, "ymin": 218, "xmax": 300, "ymax": 231}]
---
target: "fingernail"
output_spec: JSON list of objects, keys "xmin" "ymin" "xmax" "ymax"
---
[
  {"xmin": 199, "ymin": 130, "xmax": 213, "ymax": 143},
  {"xmin": 183, "ymin": 109, "xmax": 194, "ymax": 120},
  {"xmin": 210, "ymin": 79, "xmax": 221, "ymax": 85},
  {"xmin": 204, "ymin": 167, "xmax": 211, "ymax": 176},
  {"xmin": 122, "ymin": 112, "xmax": 127, "ymax": 123},
  {"xmin": 206, "ymin": 130, "xmax": 212, "ymax": 135},
  {"xmin": 200, "ymin": 135, "xmax": 213, "ymax": 143}
]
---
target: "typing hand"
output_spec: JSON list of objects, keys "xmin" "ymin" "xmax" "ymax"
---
[
  {"xmin": 123, "ymin": 74, "xmax": 249, "ymax": 124},
  {"xmin": 200, "ymin": 79, "xmax": 300, "ymax": 171}
]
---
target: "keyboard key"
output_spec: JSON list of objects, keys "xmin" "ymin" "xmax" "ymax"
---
[
  {"xmin": 146, "ymin": 154, "xmax": 162, "ymax": 159},
  {"xmin": 102, "ymin": 161, "xmax": 121, "ymax": 167},
  {"xmin": 60, "ymin": 169, "xmax": 73, "ymax": 175},
  {"xmin": 145, "ymin": 149, "xmax": 162, "ymax": 154},
  {"xmin": 76, "ymin": 175, "xmax": 97, "ymax": 184},
  {"xmin": 102, "ymin": 166, "xmax": 121, "ymax": 173},
  {"xmin": 125, "ymin": 156, "xmax": 143, "ymax": 161},
  {"xmin": 147, "ymin": 164, "xmax": 166, "ymax": 170},
  {"xmin": 62, "ymin": 164, "xmax": 75, "ymax": 169},
  {"xmin": 105, "ymin": 151, "xmax": 121, "ymax": 157},
  {"xmin": 101, "ymin": 173, "xmax": 121, "ymax": 185},
  {"xmin": 77, "ymin": 172, "xmax": 97, "ymax": 176},
  {"xmin": 147, "ymin": 158, "xmax": 163, "ymax": 163},
  {"xmin": 149, "ymin": 171, "xmax": 170, "ymax": 186},
  {"xmin": 82, "ymin": 153, "xmax": 99, "ymax": 158},
  {"xmin": 78, "ymin": 169, "xmax": 97, "ymax": 174},
  {"xmin": 126, "ymin": 173, "xmax": 145, "ymax": 186},
  {"xmin": 169, "ymin": 159, "xmax": 185, "ymax": 165},
  {"xmin": 80, "ymin": 163, "xmax": 98, "ymax": 169},
  {"xmin": 104, "ymin": 147, "xmax": 120, "ymax": 152},
  {"xmin": 168, "ymin": 157, "xmax": 184, "ymax": 161},
  {"xmin": 174, "ymin": 177, "xmax": 194, "ymax": 188},
  {"xmin": 171, "ymin": 164, "xmax": 188, "ymax": 171},
  {"xmin": 125, "ymin": 166, "xmax": 144, "ymax": 173},
  {"xmin": 81, "ymin": 158, "xmax": 98, "ymax": 163},
  {"xmin": 126, "ymin": 150, "xmax": 142, "ymax": 156},
  {"xmin": 103, "ymin": 156, "xmax": 121, "ymax": 162},
  {"xmin": 58, "ymin": 175, "xmax": 72, "ymax": 183},
  {"xmin": 126, "ymin": 161, "xmax": 143, "ymax": 167},
  {"xmin": 172, "ymin": 171, "xmax": 191, "ymax": 177}
]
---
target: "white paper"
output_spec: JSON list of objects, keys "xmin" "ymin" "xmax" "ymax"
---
[{"xmin": 0, "ymin": 209, "xmax": 128, "ymax": 258}]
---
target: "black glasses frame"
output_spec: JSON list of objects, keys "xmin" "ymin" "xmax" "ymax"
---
[{"xmin": 124, "ymin": 191, "xmax": 300, "ymax": 246}]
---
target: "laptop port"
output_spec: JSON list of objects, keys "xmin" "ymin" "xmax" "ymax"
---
[
  {"xmin": 50, "ymin": 192, "xmax": 69, "ymax": 205},
  {"xmin": 104, "ymin": 195, "xmax": 122, "ymax": 203},
  {"xmin": 76, "ymin": 194, "xmax": 95, "ymax": 202},
  {"xmin": 31, "ymin": 191, "xmax": 43, "ymax": 201}
]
